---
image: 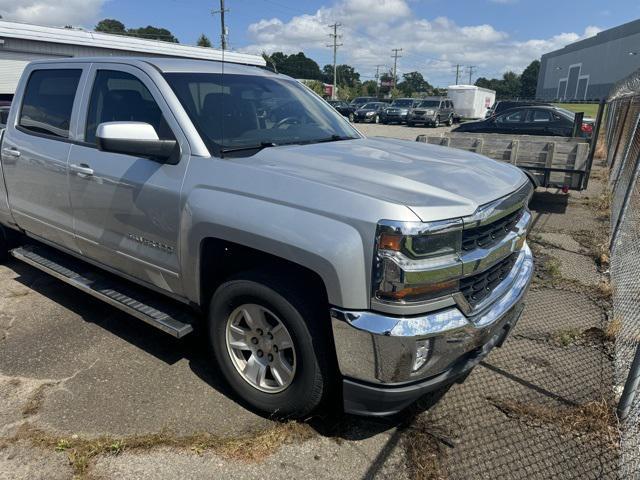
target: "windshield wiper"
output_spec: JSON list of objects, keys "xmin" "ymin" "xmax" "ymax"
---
[
  {"xmin": 280, "ymin": 135, "xmax": 357, "ymax": 146},
  {"xmin": 221, "ymin": 142, "xmax": 278, "ymax": 155}
]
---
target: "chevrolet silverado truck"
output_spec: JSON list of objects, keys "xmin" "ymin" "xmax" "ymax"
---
[{"xmin": 0, "ymin": 58, "xmax": 534, "ymax": 418}]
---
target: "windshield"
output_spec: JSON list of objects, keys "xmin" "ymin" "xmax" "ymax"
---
[
  {"xmin": 164, "ymin": 73, "xmax": 360, "ymax": 155},
  {"xmin": 391, "ymin": 99, "xmax": 414, "ymax": 108},
  {"xmin": 351, "ymin": 97, "xmax": 374, "ymax": 105},
  {"xmin": 361, "ymin": 103, "xmax": 380, "ymax": 109},
  {"xmin": 417, "ymin": 100, "xmax": 440, "ymax": 108}
]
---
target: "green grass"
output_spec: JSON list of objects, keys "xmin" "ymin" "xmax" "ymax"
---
[{"xmin": 553, "ymin": 103, "xmax": 599, "ymax": 118}]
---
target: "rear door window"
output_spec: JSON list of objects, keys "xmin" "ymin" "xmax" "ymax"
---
[
  {"xmin": 529, "ymin": 110, "xmax": 553, "ymax": 122},
  {"xmin": 19, "ymin": 69, "xmax": 82, "ymax": 139},
  {"xmin": 497, "ymin": 109, "xmax": 525, "ymax": 123}
]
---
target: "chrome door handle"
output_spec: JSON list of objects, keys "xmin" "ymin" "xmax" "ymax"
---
[
  {"xmin": 70, "ymin": 164, "xmax": 94, "ymax": 176},
  {"xmin": 1, "ymin": 148, "xmax": 20, "ymax": 158}
]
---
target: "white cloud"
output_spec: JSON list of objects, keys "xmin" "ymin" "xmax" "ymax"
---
[
  {"xmin": 0, "ymin": 0, "xmax": 105, "ymax": 27},
  {"xmin": 242, "ymin": 0, "xmax": 601, "ymax": 86}
]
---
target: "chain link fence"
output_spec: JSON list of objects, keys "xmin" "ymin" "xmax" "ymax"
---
[{"xmin": 604, "ymin": 69, "xmax": 640, "ymax": 479}]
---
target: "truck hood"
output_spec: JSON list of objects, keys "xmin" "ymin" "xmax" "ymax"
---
[{"xmin": 246, "ymin": 137, "xmax": 528, "ymax": 221}]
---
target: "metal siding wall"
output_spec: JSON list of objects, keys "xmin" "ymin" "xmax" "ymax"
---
[{"xmin": 537, "ymin": 28, "xmax": 640, "ymax": 100}]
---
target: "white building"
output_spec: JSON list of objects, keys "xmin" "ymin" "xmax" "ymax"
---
[{"xmin": 0, "ymin": 20, "xmax": 265, "ymax": 98}]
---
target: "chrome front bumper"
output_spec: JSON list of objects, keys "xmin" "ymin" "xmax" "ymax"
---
[{"xmin": 330, "ymin": 242, "xmax": 533, "ymax": 387}]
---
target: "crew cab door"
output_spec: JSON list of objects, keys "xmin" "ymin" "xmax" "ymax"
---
[
  {"xmin": 67, "ymin": 64, "xmax": 190, "ymax": 296},
  {"xmin": 1, "ymin": 64, "xmax": 88, "ymax": 252}
]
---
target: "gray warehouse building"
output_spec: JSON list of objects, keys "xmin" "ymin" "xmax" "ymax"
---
[
  {"xmin": 0, "ymin": 20, "xmax": 264, "ymax": 98},
  {"xmin": 536, "ymin": 18, "xmax": 640, "ymax": 101}
]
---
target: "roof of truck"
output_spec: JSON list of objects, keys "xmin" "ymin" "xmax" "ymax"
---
[
  {"xmin": 26, "ymin": 57, "xmax": 279, "ymax": 77},
  {"xmin": 0, "ymin": 20, "xmax": 265, "ymax": 67}
]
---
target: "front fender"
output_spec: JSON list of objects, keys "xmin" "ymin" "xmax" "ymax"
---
[{"xmin": 180, "ymin": 187, "xmax": 369, "ymax": 309}]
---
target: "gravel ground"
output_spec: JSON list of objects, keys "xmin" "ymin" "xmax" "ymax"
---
[{"xmin": 0, "ymin": 124, "xmax": 619, "ymax": 479}]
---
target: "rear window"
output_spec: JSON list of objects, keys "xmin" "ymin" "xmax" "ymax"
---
[{"xmin": 19, "ymin": 69, "xmax": 82, "ymax": 139}]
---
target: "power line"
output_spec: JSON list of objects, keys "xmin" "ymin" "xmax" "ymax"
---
[
  {"xmin": 212, "ymin": 0, "xmax": 229, "ymax": 50},
  {"xmin": 391, "ymin": 48, "xmax": 403, "ymax": 90},
  {"xmin": 327, "ymin": 23, "xmax": 342, "ymax": 100}
]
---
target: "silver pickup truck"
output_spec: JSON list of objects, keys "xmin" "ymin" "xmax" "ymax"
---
[{"xmin": 0, "ymin": 57, "xmax": 534, "ymax": 417}]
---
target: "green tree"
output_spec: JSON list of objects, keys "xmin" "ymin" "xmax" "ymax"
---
[
  {"xmin": 301, "ymin": 80, "xmax": 325, "ymax": 97},
  {"xmin": 475, "ymin": 71, "xmax": 522, "ymax": 99},
  {"xmin": 322, "ymin": 64, "xmax": 361, "ymax": 87},
  {"xmin": 520, "ymin": 60, "xmax": 540, "ymax": 99},
  {"xmin": 197, "ymin": 34, "xmax": 212, "ymax": 47},
  {"xmin": 95, "ymin": 19, "xmax": 126, "ymax": 34},
  {"xmin": 360, "ymin": 80, "xmax": 378, "ymax": 96},
  {"xmin": 397, "ymin": 71, "xmax": 433, "ymax": 97},
  {"xmin": 127, "ymin": 25, "xmax": 179, "ymax": 43},
  {"xmin": 265, "ymin": 52, "xmax": 322, "ymax": 80},
  {"xmin": 378, "ymin": 72, "xmax": 397, "ymax": 96}
]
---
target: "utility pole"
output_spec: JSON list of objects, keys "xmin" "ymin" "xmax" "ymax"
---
[
  {"xmin": 327, "ymin": 23, "xmax": 342, "ymax": 100},
  {"xmin": 391, "ymin": 48, "xmax": 402, "ymax": 91},
  {"xmin": 374, "ymin": 64, "xmax": 385, "ymax": 98},
  {"xmin": 454, "ymin": 64, "xmax": 462, "ymax": 85},
  {"xmin": 212, "ymin": 0, "xmax": 229, "ymax": 51},
  {"xmin": 466, "ymin": 65, "xmax": 477, "ymax": 85}
]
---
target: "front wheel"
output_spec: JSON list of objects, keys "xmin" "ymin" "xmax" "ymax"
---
[
  {"xmin": 446, "ymin": 115, "xmax": 453, "ymax": 127},
  {"xmin": 208, "ymin": 272, "xmax": 332, "ymax": 418},
  {"xmin": 0, "ymin": 227, "xmax": 8, "ymax": 264},
  {"xmin": 434, "ymin": 116, "xmax": 441, "ymax": 128},
  {"xmin": 348, "ymin": 112, "xmax": 354, "ymax": 122},
  {"xmin": 375, "ymin": 115, "xmax": 380, "ymax": 124}
]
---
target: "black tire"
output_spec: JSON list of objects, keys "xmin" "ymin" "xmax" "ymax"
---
[
  {"xmin": 375, "ymin": 115, "xmax": 380, "ymax": 124},
  {"xmin": 208, "ymin": 271, "xmax": 332, "ymax": 418},
  {"xmin": 0, "ymin": 227, "xmax": 8, "ymax": 264},
  {"xmin": 407, "ymin": 121, "xmax": 414, "ymax": 127},
  {"xmin": 446, "ymin": 115, "xmax": 453, "ymax": 127},
  {"xmin": 348, "ymin": 113, "xmax": 354, "ymax": 122},
  {"xmin": 434, "ymin": 116, "xmax": 440, "ymax": 128}
]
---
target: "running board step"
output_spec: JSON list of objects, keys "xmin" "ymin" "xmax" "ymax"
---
[{"xmin": 11, "ymin": 245, "xmax": 195, "ymax": 338}]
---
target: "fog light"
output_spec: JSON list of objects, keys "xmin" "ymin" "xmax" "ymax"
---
[{"xmin": 413, "ymin": 339, "xmax": 432, "ymax": 372}]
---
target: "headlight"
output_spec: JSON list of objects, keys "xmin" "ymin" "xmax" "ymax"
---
[
  {"xmin": 426, "ymin": 109, "xmax": 435, "ymax": 115},
  {"xmin": 366, "ymin": 111, "xmax": 375, "ymax": 116},
  {"xmin": 373, "ymin": 220, "xmax": 463, "ymax": 303}
]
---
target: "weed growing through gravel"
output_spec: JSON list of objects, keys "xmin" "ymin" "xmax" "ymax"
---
[
  {"xmin": 489, "ymin": 398, "xmax": 619, "ymax": 448},
  {"xmin": 12, "ymin": 421, "xmax": 316, "ymax": 477}
]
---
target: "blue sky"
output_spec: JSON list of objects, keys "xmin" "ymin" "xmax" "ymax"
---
[{"xmin": 2, "ymin": 0, "xmax": 639, "ymax": 86}]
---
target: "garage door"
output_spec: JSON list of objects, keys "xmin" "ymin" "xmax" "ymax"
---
[{"xmin": 0, "ymin": 52, "xmax": 55, "ymax": 94}]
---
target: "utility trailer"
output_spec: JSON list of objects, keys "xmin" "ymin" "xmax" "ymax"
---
[{"xmin": 416, "ymin": 132, "xmax": 592, "ymax": 190}]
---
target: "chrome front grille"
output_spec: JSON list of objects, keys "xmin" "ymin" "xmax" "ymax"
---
[
  {"xmin": 462, "ymin": 208, "xmax": 524, "ymax": 252},
  {"xmin": 459, "ymin": 253, "xmax": 518, "ymax": 307}
]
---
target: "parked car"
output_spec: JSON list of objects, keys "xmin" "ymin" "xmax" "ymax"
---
[
  {"xmin": 349, "ymin": 96, "xmax": 378, "ymax": 109},
  {"xmin": 455, "ymin": 105, "xmax": 594, "ymax": 137},
  {"xmin": 327, "ymin": 100, "xmax": 355, "ymax": 122},
  {"xmin": 485, "ymin": 100, "xmax": 552, "ymax": 119},
  {"xmin": 407, "ymin": 98, "xmax": 455, "ymax": 127},
  {"xmin": 0, "ymin": 57, "xmax": 534, "ymax": 418},
  {"xmin": 380, "ymin": 98, "xmax": 416, "ymax": 124},
  {"xmin": 0, "ymin": 107, "xmax": 9, "ymax": 129},
  {"xmin": 353, "ymin": 102, "xmax": 386, "ymax": 123}
]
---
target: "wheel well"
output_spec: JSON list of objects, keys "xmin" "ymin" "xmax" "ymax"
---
[{"xmin": 199, "ymin": 238, "xmax": 329, "ymax": 310}]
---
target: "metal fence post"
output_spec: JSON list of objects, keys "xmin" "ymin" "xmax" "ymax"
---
[
  {"xmin": 618, "ymin": 344, "xmax": 640, "ymax": 421},
  {"xmin": 583, "ymin": 99, "xmax": 606, "ymax": 189}
]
